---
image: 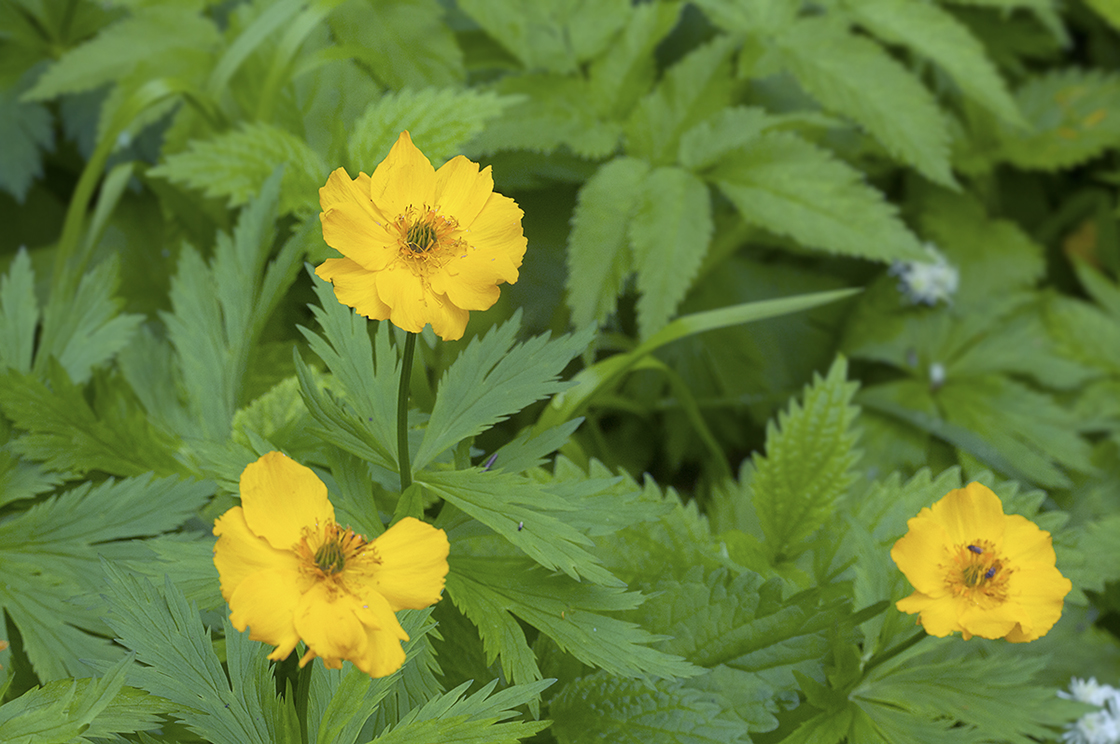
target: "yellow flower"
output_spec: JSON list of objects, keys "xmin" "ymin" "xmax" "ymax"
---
[
  {"xmin": 316, "ymin": 131, "xmax": 527, "ymax": 341},
  {"xmin": 891, "ymin": 482, "xmax": 1071, "ymax": 642},
  {"xmin": 213, "ymin": 452, "xmax": 449, "ymax": 677}
]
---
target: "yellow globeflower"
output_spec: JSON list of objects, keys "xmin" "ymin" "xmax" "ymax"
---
[
  {"xmin": 316, "ymin": 131, "xmax": 527, "ymax": 341},
  {"xmin": 891, "ymin": 482, "xmax": 1071, "ymax": 642},
  {"xmin": 213, "ymin": 452, "xmax": 449, "ymax": 677}
]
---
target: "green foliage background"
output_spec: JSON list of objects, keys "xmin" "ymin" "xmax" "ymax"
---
[{"xmin": 2, "ymin": 0, "xmax": 1120, "ymax": 742}]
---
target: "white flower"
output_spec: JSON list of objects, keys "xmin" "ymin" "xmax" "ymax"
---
[
  {"xmin": 1061, "ymin": 678, "xmax": 1120, "ymax": 708},
  {"xmin": 1060, "ymin": 678, "xmax": 1120, "ymax": 744},
  {"xmin": 889, "ymin": 243, "xmax": 959, "ymax": 306}
]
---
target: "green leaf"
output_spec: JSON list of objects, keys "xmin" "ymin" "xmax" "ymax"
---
[
  {"xmin": 414, "ymin": 315, "xmax": 592, "ymax": 470},
  {"xmin": 587, "ymin": 1, "xmax": 683, "ymax": 119},
  {"xmin": 35, "ymin": 255, "xmax": 143, "ymax": 385},
  {"xmin": 752, "ymin": 357, "xmax": 861, "ymax": 559},
  {"xmin": 329, "ymin": 0, "xmax": 464, "ymax": 89},
  {"xmin": 307, "ymin": 664, "xmax": 393, "ymax": 744},
  {"xmin": 487, "ymin": 419, "xmax": 584, "ymax": 475},
  {"xmin": 25, "ymin": 6, "xmax": 220, "ymax": 99},
  {"xmin": 0, "ymin": 475, "xmax": 210, "ymax": 680},
  {"xmin": 347, "ymin": 88, "xmax": 520, "ymax": 173},
  {"xmin": 0, "ymin": 248, "xmax": 39, "ymax": 374},
  {"xmin": 566, "ymin": 156, "xmax": 650, "ymax": 329},
  {"xmin": 998, "ymin": 68, "xmax": 1120, "ymax": 170},
  {"xmin": 371, "ymin": 679, "xmax": 552, "ymax": 744},
  {"xmin": 770, "ymin": 17, "xmax": 955, "ymax": 186},
  {"xmin": 0, "ymin": 447, "xmax": 65, "ymax": 510},
  {"xmin": 692, "ymin": 0, "xmax": 798, "ymax": 36},
  {"xmin": 711, "ymin": 132, "xmax": 928, "ymax": 263},
  {"xmin": 629, "ymin": 167, "xmax": 713, "ymax": 338},
  {"xmin": 847, "ymin": 0, "xmax": 1022, "ymax": 126},
  {"xmin": 551, "ymin": 673, "xmax": 749, "ymax": 744},
  {"xmin": 448, "ymin": 556, "xmax": 696, "ymax": 681},
  {"xmin": 0, "ymin": 654, "xmax": 168, "ymax": 743},
  {"xmin": 422, "ymin": 468, "xmax": 617, "ymax": 586},
  {"xmin": 151, "ymin": 121, "xmax": 328, "ymax": 215},
  {"xmin": 0, "ymin": 68, "xmax": 53, "ymax": 202},
  {"xmin": 678, "ymin": 107, "xmax": 772, "ymax": 172}
]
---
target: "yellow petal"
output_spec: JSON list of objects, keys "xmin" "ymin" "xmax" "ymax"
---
[
  {"xmin": 368, "ymin": 131, "xmax": 436, "ymax": 220},
  {"xmin": 366, "ymin": 517, "xmax": 449, "ymax": 612},
  {"xmin": 315, "ymin": 257, "xmax": 392, "ymax": 321},
  {"xmin": 351, "ymin": 589, "xmax": 409, "ymax": 678},
  {"xmin": 294, "ymin": 582, "xmax": 369, "ymax": 668},
  {"xmin": 227, "ymin": 567, "xmax": 303, "ymax": 661},
  {"xmin": 433, "ymin": 157, "xmax": 494, "ymax": 227},
  {"xmin": 898, "ymin": 592, "xmax": 962, "ymax": 638},
  {"xmin": 319, "ymin": 168, "xmax": 398, "ymax": 271},
  {"xmin": 928, "ymin": 482, "xmax": 1006, "ymax": 546},
  {"xmin": 1005, "ymin": 564, "xmax": 1070, "ymax": 641},
  {"xmin": 240, "ymin": 452, "xmax": 334, "ymax": 551},
  {"xmin": 462, "ymin": 192, "xmax": 526, "ymax": 281},
  {"xmin": 958, "ymin": 599, "xmax": 1021, "ymax": 639},
  {"xmin": 374, "ymin": 265, "xmax": 469, "ymax": 340},
  {"xmin": 428, "ymin": 254, "xmax": 502, "ymax": 312},
  {"xmin": 890, "ymin": 513, "xmax": 951, "ymax": 596},
  {"xmin": 1000, "ymin": 513, "xmax": 1058, "ymax": 567},
  {"xmin": 213, "ymin": 505, "xmax": 299, "ymax": 601}
]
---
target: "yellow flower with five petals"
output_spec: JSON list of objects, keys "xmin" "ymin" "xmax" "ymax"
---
[
  {"xmin": 316, "ymin": 131, "xmax": 526, "ymax": 341},
  {"xmin": 891, "ymin": 482, "xmax": 1070, "ymax": 643},
  {"xmin": 213, "ymin": 452, "xmax": 449, "ymax": 677}
]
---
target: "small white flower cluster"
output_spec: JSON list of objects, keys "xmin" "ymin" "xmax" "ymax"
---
[
  {"xmin": 889, "ymin": 243, "xmax": 960, "ymax": 306},
  {"xmin": 1060, "ymin": 677, "xmax": 1120, "ymax": 744}
]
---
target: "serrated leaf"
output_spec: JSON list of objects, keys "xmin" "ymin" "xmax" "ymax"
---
[
  {"xmin": 372, "ymin": 679, "xmax": 552, "ymax": 744},
  {"xmin": 629, "ymin": 167, "xmax": 713, "ymax": 339},
  {"xmin": 307, "ymin": 664, "xmax": 393, "ymax": 744},
  {"xmin": 587, "ymin": 1, "xmax": 683, "ymax": 119},
  {"xmin": 414, "ymin": 315, "xmax": 591, "ymax": 470},
  {"xmin": 151, "ymin": 121, "xmax": 328, "ymax": 215},
  {"xmin": 25, "ymin": 6, "xmax": 220, "ymax": 100},
  {"xmin": 0, "ymin": 68, "xmax": 53, "ymax": 202},
  {"xmin": 328, "ymin": 0, "xmax": 463, "ymax": 89},
  {"xmin": 0, "ymin": 447, "xmax": 66, "ymax": 510},
  {"xmin": 847, "ymin": 0, "xmax": 1022, "ymax": 126},
  {"xmin": 712, "ymin": 132, "xmax": 927, "ymax": 263},
  {"xmin": 0, "ymin": 248, "xmax": 39, "ymax": 374},
  {"xmin": 347, "ymin": 88, "xmax": 519, "ymax": 172},
  {"xmin": 771, "ymin": 16, "xmax": 955, "ymax": 186},
  {"xmin": 692, "ymin": 0, "xmax": 798, "ymax": 35},
  {"xmin": 678, "ymin": 107, "xmax": 771, "ymax": 172},
  {"xmin": 999, "ymin": 68, "xmax": 1120, "ymax": 170},
  {"xmin": 551, "ymin": 673, "xmax": 749, "ymax": 744},
  {"xmin": 448, "ymin": 556, "xmax": 696, "ymax": 680},
  {"xmin": 566, "ymin": 156, "xmax": 650, "ymax": 329},
  {"xmin": 753, "ymin": 357, "xmax": 861, "ymax": 559}
]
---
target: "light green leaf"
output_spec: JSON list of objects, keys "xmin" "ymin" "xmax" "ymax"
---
[
  {"xmin": 0, "ymin": 447, "xmax": 66, "ymax": 510},
  {"xmin": 25, "ymin": 6, "xmax": 220, "ymax": 99},
  {"xmin": 370, "ymin": 679, "xmax": 552, "ymax": 744},
  {"xmin": 0, "ymin": 248, "xmax": 38, "ymax": 374},
  {"xmin": 347, "ymin": 88, "xmax": 520, "ymax": 172},
  {"xmin": 692, "ymin": 0, "xmax": 798, "ymax": 35},
  {"xmin": 587, "ymin": 1, "xmax": 683, "ymax": 119},
  {"xmin": 414, "ymin": 314, "xmax": 592, "ymax": 470},
  {"xmin": 999, "ymin": 68, "xmax": 1120, "ymax": 170},
  {"xmin": 487, "ymin": 419, "xmax": 584, "ymax": 475},
  {"xmin": 711, "ymin": 132, "xmax": 928, "ymax": 263},
  {"xmin": 846, "ymin": 0, "xmax": 1022, "ymax": 125},
  {"xmin": 551, "ymin": 673, "xmax": 749, "ymax": 744},
  {"xmin": 678, "ymin": 107, "xmax": 771, "ymax": 172},
  {"xmin": 629, "ymin": 166, "xmax": 713, "ymax": 338},
  {"xmin": 771, "ymin": 16, "xmax": 955, "ymax": 186},
  {"xmin": 328, "ymin": 0, "xmax": 463, "ymax": 89},
  {"xmin": 752, "ymin": 357, "xmax": 861, "ymax": 559},
  {"xmin": 151, "ymin": 122, "xmax": 328, "ymax": 215},
  {"xmin": 307, "ymin": 665, "xmax": 393, "ymax": 744},
  {"xmin": 566, "ymin": 156, "xmax": 650, "ymax": 329}
]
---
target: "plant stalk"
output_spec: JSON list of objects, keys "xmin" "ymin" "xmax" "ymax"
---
[{"xmin": 397, "ymin": 332, "xmax": 418, "ymax": 492}]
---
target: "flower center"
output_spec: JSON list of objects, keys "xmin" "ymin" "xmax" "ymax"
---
[
  {"xmin": 946, "ymin": 539, "xmax": 1011, "ymax": 603},
  {"xmin": 296, "ymin": 522, "xmax": 379, "ymax": 585},
  {"xmin": 391, "ymin": 205, "xmax": 465, "ymax": 274}
]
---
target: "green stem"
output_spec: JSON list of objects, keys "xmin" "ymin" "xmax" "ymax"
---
[
  {"xmin": 863, "ymin": 629, "xmax": 927, "ymax": 675},
  {"xmin": 397, "ymin": 332, "xmax": 418, "ymax": 492}
]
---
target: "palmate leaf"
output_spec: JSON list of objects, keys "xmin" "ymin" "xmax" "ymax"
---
[
  {"xmin": 307, "ymin": 665, "xmax": 394, "ymax": 744},
  {"xmin": 711, "ymin": 132, "xmax": 928, "ymax": 264},
  {"xmin": 0, "ymin": 67, "xmax": 53, "ymax": 202},
  {"xmin": 347, "ymin": 88, "xmax": 519, "ymax": 173},
  {"xmin": 678, "ymin": 107, "xmax": 772, "ymax": 172},
  {"xmin": 629, "ymin": 166, "xmax": 713, "ymax": 338},
  {"xmin": 847, "ymin": 0, "xmax": 1022, "ymax": 125},
  {"xmin": 151, "ymin": 122, "xmax": 328, "ymax": 215},
  {"xmin": 0, "ymin": 475, "xmax": 210, "ymax": 680},
  {"xmin": 370, "ymin": 679, "xmax": 552, "ymax": 744},
  {"xmin": 413, "ymin": 314, "xmax": 592, "ymax": 470},
  {"xmin": 998, "ymin": 68, "xmax": 1120, "ymax": 170},
  {"xmin": 0, "ymin": 446, "xmax": 65, "ymax": 510},
  {"xmin": 0, "ymin": 655, "xmax": 168, "ymax": 744},
  {"xmin": 447, "ymin": 556, "xmax": 696, "ymax": 683},
  {"xmin": 0, "ymin": 248, "xmax": 39, "ymax": 374},
  {"xmin": 752, "ymin": 357, "xmax": 861, "ymax": 560},
  {"xmin": 587, "ymin": 1, "xmax": 682, "ymax": 119},
  {"xmin": 550, "ymin": 673, "xmax": 750, "ymax": 744},
  {"xmin": 566, "ymin": 156, "xmax": 649, "ymax": 329}
]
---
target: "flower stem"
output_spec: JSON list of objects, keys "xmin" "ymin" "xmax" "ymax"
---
[
  {"xmin": 863, "ymin": 629, "xmax": 927, "ymax": 674},
  {"xmin": 397, "ymin": 332, "xmax": 418, "ymax": 492}
]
